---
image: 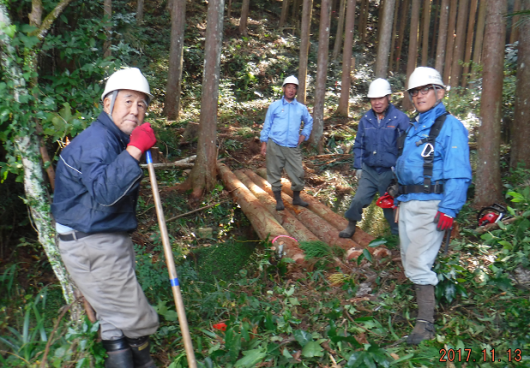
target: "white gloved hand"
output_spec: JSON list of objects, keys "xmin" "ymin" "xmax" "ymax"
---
[{"xmin": 356, "ymin": 169, "xmax": 362, "ymax": 179}]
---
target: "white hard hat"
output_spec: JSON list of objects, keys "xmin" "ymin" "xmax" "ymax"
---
[
  {"xmin": 367, "ymin": 78, "xmax": 392, "ymax": 98},
  {"xmin": 282, "ymin": 75, "xmax": 299, "ymax": 87},
  {"xmin": 101, "ymin": 68, "xmax": 153, "ymax": 104},
  {"xmin": 407, "ymin": 66, "xmax": 445, "ymax": 91}
]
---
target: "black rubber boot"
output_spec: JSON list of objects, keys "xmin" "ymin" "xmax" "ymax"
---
[
  {"xmin": 273, "ymin": 191, "xmax": 284, "ymax": 211},
  {"xmin": 126, "ymin": 336, "xmax": 156, "ymax": 368},
  {"xmin": 102, "ymin": 338, "xmax": 134, "ymax": 368},
  {"xmin": 407, "ymin": 284, "xmax": 436, "ymax": 345},
  {"xmin": 292, "ymin": 191, "xmax": 309, "ymax": 207},
  {"xmin": 339, "ymin": 220, "xmax": 357, "ymax": 238}
]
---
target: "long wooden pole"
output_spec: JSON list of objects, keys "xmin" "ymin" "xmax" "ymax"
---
[{"xmin": 146, "ymin": 150, "xmax": 197, "ymax": 368}]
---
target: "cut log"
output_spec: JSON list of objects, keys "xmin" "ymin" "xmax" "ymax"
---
[
  {"xmin": 140, "ymin": 155, "xmax": 197, "ymax": 169},
  {"xmin": 255, "ymin": 168, "xmax": 376, "ymax": 247},
  {"xmin": 234, "ymin": 170, "xmax": 321, "ymax": 244},
  {"xmin": 217, "ymin": 163, "xmax": 305, "ymax": 263},
  {"xmin": 243, "ymin": 169, "xmax": 360, "ymax": 251}
]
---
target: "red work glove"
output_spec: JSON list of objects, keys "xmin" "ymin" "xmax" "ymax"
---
[
  {"xmin": 434, "ymin": 211, "xmax": 453, "ymax": 231},
  {"xmin": 128, "ymin": 123, "xmax": 156, "ymax": 153}
]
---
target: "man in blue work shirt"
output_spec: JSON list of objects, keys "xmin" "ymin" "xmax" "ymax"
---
[
  {"xmin": 339, "ymin": 78, "xmax": 410, "ymax": 238},
  {"xmin": 396, "ymin": 67, "xmax": 471, "ymax": 344},
  {"xmin": 260, "ymin": 75, "xmax": 313, "ymax": 210}
]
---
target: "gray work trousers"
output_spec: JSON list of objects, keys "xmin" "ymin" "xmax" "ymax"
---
[
  {"xmin": 58, "ymin": 232, "xmax": 159, "ymax": 340},
  {"xmin": 266, "ymin": 139, "xmax": 305, "ymax": 192},
  {"xmin": 344, "ymin": 163, "xmax": 398, "ymax": 235},
  {"xmin": 398, "ymin": 200, "xmax": 445, "ymax": 285}
]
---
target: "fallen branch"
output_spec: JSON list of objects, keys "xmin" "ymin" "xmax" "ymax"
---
[
  {"xmin": 140, "ymin": 155, "xmax": 197, "ymax": 169},
  {"xmin": 166, "ymin": 201, "xmax": 229, "ymax": 223},
  {"xmin": 307, "ymin": 153, "xmax": 351, "ymax": 159}
]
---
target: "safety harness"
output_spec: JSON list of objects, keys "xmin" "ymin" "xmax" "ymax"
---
[{"xmin": 396, "ymin": 111, "xmax": 449, "ymax": 195}]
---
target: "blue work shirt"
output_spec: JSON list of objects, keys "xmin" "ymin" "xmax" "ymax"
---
[
  {"xmin": 353, "ymin": 103, "xmax": 410, "ymax": 171},
  {"xmin": 396, "ymin": 102, "xmax": 472, "ymax": 217},
  {"xmin": 260, "ymin": 96, "xmax": 313, "ymax": 147}
]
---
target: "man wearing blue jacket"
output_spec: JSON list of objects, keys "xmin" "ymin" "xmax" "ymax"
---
[
  {"xmin": 52, "ymin": 68, "xmax": 159, "ymax": 368},
  {"xmin": 339, "ymin": 79, "xmax": 410, "ymax": 238},
  {"xmin": 260, "ymin": 75, "xmax": 313, "ymax": 210},
  {"xmin": 396, "ymin": 67, "xmax": 471, "ymax": 344}
]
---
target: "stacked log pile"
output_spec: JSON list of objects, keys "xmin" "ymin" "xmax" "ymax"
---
[{"xmin": 217, "ymin": 163, "xmax": 391, "ymax": 266}]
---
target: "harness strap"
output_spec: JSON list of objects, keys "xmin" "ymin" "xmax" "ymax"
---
[{"xmin": 398, "ymin": 183, "xmax": 444, "ymax": 195}]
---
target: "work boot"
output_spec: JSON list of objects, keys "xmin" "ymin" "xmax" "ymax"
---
[
  {"xmin": 407, "ymin": 284, "xmax": 436, "ymax": 345},
  {"xmin": 339, "ymin": 220, "xmax": 357, "ymax": 238},
  {"xmin": 126, "ymin": 336, "xmax": 156, "ymax": 368},
  {"xmin": 292, "ymin": 191, "xmax": 309, "ymax": 207},
  {"xmin": 102, "ymin": 338, "xmax": 134, "ymax": 368},
  {"xmin": 273, "ymin": 190, "xmax": 284, "ymax": 211}
]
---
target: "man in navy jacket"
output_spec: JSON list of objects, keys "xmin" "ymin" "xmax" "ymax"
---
[
  {"xmin": 339, "ymin": 79, "xmax": 410, "ymax": 238},
  {"xmin": 52, "ymin": 68, "xmax": 158, "ymax": 368}
]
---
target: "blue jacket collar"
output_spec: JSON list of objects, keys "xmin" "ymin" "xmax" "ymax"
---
[
  {"xmin": 367, "ymin": 103, "xmax": 396, "ymax": 121},
  {"xmin": 416, "ymin": 102, "xmax": 447, "ymax": 128},
  {"xmin": 281, "ymin": 96, "xmax": 298, "ymax": 105},
  {"xmin": 97, "ymin": 111, "xmax": 131, "ymax": 145}
]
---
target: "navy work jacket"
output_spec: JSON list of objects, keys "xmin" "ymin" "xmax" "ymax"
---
[
  {"xmin": 352, "ymin": 103, "xmax": 410, "ymax": 170},
  {"xmin": 51, "ymin": 112, "xmax": 143, "ymax": 233}
]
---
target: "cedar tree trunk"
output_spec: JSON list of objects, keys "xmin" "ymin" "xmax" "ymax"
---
[
  {"xmin": 434, "ymin": 0, "xmax": 449, "ymax": 72},
  {"xmin": 475, "ymin": 0, "xmax": 507, "ymax": 206},
  {"xmin": 472, "ymin": 0, "xmax": 487, "ymax": 70},
  {"xmin": 395, "ymin": 0, "xmax": 409, "ymax": 72},
  {"xmin": 297, "ymin": 0, "xmax": 313, "ymax": 105},
  {"xmin": 336, "ymin": 0, "xmax": 357, "ymax": 116},
  {"xmin": 443, "ymin": 0, "xmax": 457, "ymax": 84},
  {"xmin": 164, "ymin": 0, "xmax": 186, "ymax": 120},
  {"xmin": 388, "ymin": 0, "xmax": 400, "ymax": 72},
  {"xmin": 375, "ymin": 0, "xmax": 396, "ymax": 77},
  {"xmin": 137, "ymin": 0, "xmax": 144, "ymax": 23},
  {"xmin": 279, "ymin": 0, "xmax": 290, "ymax": 28},
  {"xmin": 239, "ymin": 0, "xmax": 250, "ymax": 36},
  {"xmin": 104, "ymin": 0, "xmax": 112, "ymax": 57},
  {"xmin": 404, "ymin": 0, "xmax": 420, "ymax": 111},
  {"xmin": 332, "ymin": 0, "xmax": 346, "ymax": 60},
  {"xmin": 462, "ymin": 0, "xmax": 477, "ymax": 87},
  {"xmin": 421, "ymin": 0, "xmax": 431, "ymax": 65},
  {"xmin": 449, "ymin": 0, "xmax": 468, "ymax": 88}
]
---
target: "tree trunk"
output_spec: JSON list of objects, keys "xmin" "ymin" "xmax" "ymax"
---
[
  {"xmin": 449, "ymin": 0, "xmax": 468, "ymax": 88},
  {"xmin": 376, "ymin": 0, "xmax": 385, "ymax": 46},
  {"xmin": 336, "ymin": 0, "xmax": 357, "ymax": 116},
  {"xmin": 509, "ymin": 0, "xmax": 521, "ymax": 44},
  {"xmin": 239, "ymin": 0, "xmax": 250, "ymax": 36},
  {"xmin": 421, "ymin": 0, "xmax": 431, "ymax": 65},
  {"xmin": 388, "ymin": 0, "xmax": 401, "ymax": 72},
  {"xmin": 395, "ymin": 0, "xmax": 409, "ymax": 72},
  {"xmin": 186, "ymin": 0, "xmax": 224, "ymax": 199},
  {"xmin": 510, "ymin": 0, "xmax": 530, "ymax": 169},
  {"xmin": 434, "ymin": 0, "xmax": 449, "ymax": 72},
  {"xmin": 443, "ymin": 0, "xmax": 457, "ymax": 85},
  {"xmin": 217, "ymin": 164, "xmax": 305, "ymax": 263},
  {"xmin": 375, "ymin": 0, "xmax": 396, "ymax": 77},
  {"xmin": 291, "ymin": 0, "xmax": 300, "ymax": 34},
  {"xmin": 227, "ymin": 0, "xmax": 232, "ymax": 18},
  {"xmin": 461, "ymin": 0, "xmax": 477, "ymax": 87},
  {"xmin": 471, "ymin": 0, "xmax": 487, "ymax": 77},
  {"xmin": 403, "ymin": 0, "xmax": 421, "ymax": 111},
  {"xmin": 279, "ymin": 0, "xmax": 290, "ymax": 28},
  {"xmin": 0, "ymin": 1, "xmax": 80, "ymax": 317},
  {"xmin": 429, "ymin": 0, "xmax": 439, "ymax": 61},
  {"xmin": 359, "ymin": 0, "xmax": 369, "ymax": 43},
  {"xmin": 475, "ymin": 0, "xmax": 507, "ymax": 206},
  {"xmin": 136, "ymin": 0, "xmax": 144, "ymax": 23},
  {"xmin": 297, "ymin": 0, "xmax": 313, "ymax": 105},
  {"xmin": 103, "ymin": 0, "xmax": 112, "ymax": 57},
  {"xmin": 332, "ymin": 0, "xmax": 346, "ymax": 60},
  {"xmin": 164, "ymin": 0, "xmax": 186, "ymax": 121},
  {"xmin": 309, "ymin": 0, "xmax": 332, "ymax": 153}
]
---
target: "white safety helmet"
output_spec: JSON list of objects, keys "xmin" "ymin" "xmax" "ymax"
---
[
  {"xmin": 101, "ymin": 67, "xmax": 153, "ymax": 105},
  {"xmin": 282, "ymin": 75, "xmax": 299, "ymax": 87},
  {"xmin": 407, "ymin": 66, "xmax": 445, "ymax": 91},
  {"xmin": 367, "ymin": 78, "xmax": 392, "ymax": 98}
]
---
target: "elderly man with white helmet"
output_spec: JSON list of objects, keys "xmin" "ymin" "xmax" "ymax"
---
[
  {"xmin": 52, "ymin": 68, "xmax": 159, "ymax": 367},
  {"xmin": 395, "ymin": 67, "xmax": 471, "ymax": 344},
  {"xmin": 339, "ymin": 78, "xmax": 409, "ymax": 238},
  {"xmin": 260, "ymin": 75, "xmax": 313, "ymax": 210}
]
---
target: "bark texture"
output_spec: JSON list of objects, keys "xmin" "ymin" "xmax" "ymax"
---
[
  {"xmin": 336, "ymin": 0, "xmax": 357, "ymax": 116},
  {"xmin": 164, "ymin": 0, "xmax": 186, "ymax": 120},
  {"xmin": 332, "ymin": 0, "xmax": 346, "ymax": 60},
  {"xmin": 404, "ymin": 0, "xmax": 421, "ymax": 111},
  {"xmin": 388, "ymin": 0, "xmax": 400, "ymax": 72},
  {"xmin": 279, "ymin": 0, "xmax": 290, "ymax": 28},
  {"xmin": 103, "ymin": 0, "xmax": 112, "ymax": 57},
  {"xmin": 510, "ymin": 2, "xmax": 530, "ymax": 169},
  {"xmin": 297, "ymin": 0, "xmax": 313, "ymax": 105},
  {"xmin": 186, "ymin": 0, "xmax": 224, "ymax": 198},
  {"xmin": 309, "ymin": 0, "xmax": 331, "ymax": 152},
  {"xmin": 443, "ymin": 0, "xmax": 457, "ymax": 84},
  {"xmin": 510, "ymin": 0, "xmax": 522, "ymax": 44},
  {"xmin": 375, "ymin": 0, "xmax": 396, "ymax": 77},
  {"xmin": 239, "ymin": 0, "xmax": 250, "ymax": 36},
  {"xmin": 434, "ymin": 0, "xmax": 449, "ymax": 72},
  {"xmin": 472, "ymin": 0, "xmax": 487, "ymax": 69},
  {"xmin": 136, "ymin": 0, "xmax": 144, "ymax": 23},
  {"xmin": 395, "ymin": 0, "xmax": 409, "ymax": 72},
  {"xmin": 449, "ymin": 0, "xmax": 468, "ymax": 88},
  {"xmin": 475, "ymin": 0, "xmax": 507, "ymax": 206}
]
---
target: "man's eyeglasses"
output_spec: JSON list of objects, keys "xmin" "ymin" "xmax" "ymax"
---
[{"xmin": 409, "ymin": 86, "xmax": 434, "ymax": 97}]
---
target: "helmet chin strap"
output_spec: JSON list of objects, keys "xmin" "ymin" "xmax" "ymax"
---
[{"xmin": 107, "ymin": 90, "xmax": 119, "ymax": 122}]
